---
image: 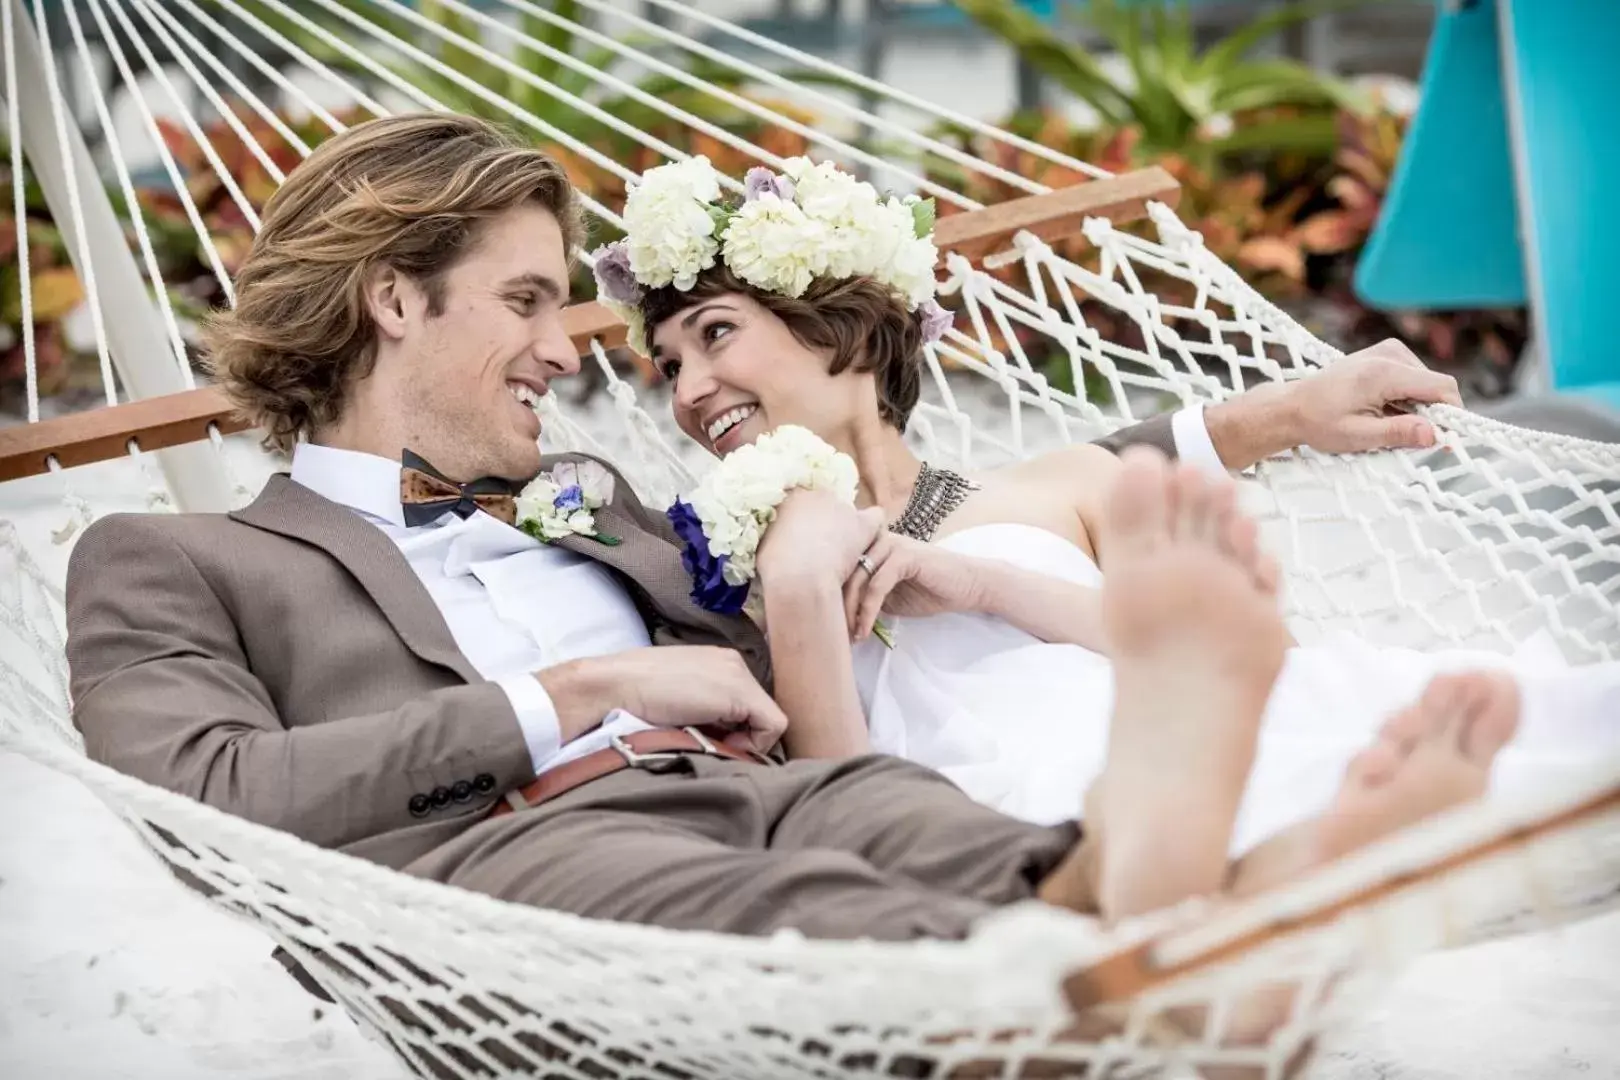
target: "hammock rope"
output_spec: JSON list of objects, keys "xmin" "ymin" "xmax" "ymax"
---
[{"xmin": 2, "ymin": 2, "xmax": 1619, "ymax": 1077}]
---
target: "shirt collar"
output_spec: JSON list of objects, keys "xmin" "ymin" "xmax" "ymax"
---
[{"xmin": 290, "ymin": 443, "xmax": 408, "ymax": 528}]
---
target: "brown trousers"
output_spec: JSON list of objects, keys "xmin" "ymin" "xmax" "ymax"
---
[{"xmin": 407, "ymin": 754, "xmax": 1085, "ymax": 940}]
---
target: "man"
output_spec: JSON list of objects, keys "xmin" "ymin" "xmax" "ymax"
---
[{"xmin": 66, "ymin": 115, "xmax": 1463, "ymax": 945}]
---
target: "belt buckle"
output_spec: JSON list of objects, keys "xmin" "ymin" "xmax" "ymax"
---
[{"xmin": 610, "ymin": 727, "xmax": 720, "ymax": 769}]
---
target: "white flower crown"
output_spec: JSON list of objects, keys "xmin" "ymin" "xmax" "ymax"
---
[{"xmin": 590, "ymin": 156, "xmax": 951, "ymax": 356}]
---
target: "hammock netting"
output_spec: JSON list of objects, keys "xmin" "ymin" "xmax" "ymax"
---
[{"xmin": 2, "ymin": 1, "xmax": 1619, "ymax": 1077}]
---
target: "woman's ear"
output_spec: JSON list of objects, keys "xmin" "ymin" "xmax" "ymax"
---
[{"xmin": 362, "ymin": 263, "xmax": 409, "ymax": 342}]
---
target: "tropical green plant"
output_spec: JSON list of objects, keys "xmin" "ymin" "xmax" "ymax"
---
[{"xmin": 951, "ymin": 0, "xmax": 1374, "ymax": 165}]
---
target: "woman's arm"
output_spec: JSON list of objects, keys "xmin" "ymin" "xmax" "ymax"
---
[
  {"xmin": 762, "ymin": 569, "xmax": 873, "ymax": 758},
  {"xmin": 971, "ymin": 558, "xmax": 1108, "ymax": 652},
  {"xmin": 755, "ymin": 490, "xmax": 881, "ymax": 759},
  {"xmin": 846, "ymin": 537, "xmax": 1109, "ymax": 654}
]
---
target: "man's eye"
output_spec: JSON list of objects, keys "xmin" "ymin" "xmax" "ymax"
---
[
  {"xmin": 511, "ymin": 293, "xmax": 538, "ymax": 313},
  {"xmin": 659, "ymin": 359, "xmax": 681, "ymax": 381}
]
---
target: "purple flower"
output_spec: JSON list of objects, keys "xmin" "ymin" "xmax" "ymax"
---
[
  {"xmin": 667, "ymin": 499, "xmax": 750, "ymax": 615},
  {"xmin": 744, "ymin": 166, "xmax": 796, "ymax": 203},
  {"xmin": 592, "ymin": 241, "xmax": 641, "ymax": 305},
  {"xmin": 553, "ymin": 484, "xmax": 585, "ymax": 513},
  {"xmin": 918, "ymin": 298, "xmax": 953, "ymax": 344}
]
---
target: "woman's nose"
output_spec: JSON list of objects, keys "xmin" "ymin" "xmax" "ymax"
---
[{"xmin": 674, "ymin": 363, "xmax": 717, "ymax": 413}]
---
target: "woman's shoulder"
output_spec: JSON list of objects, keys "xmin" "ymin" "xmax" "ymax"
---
[{"xmin": 992, "ymin": 442, "xmax": 1121, "ymax": 495}]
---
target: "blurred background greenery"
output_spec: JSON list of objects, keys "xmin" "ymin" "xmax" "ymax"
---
[{"xmin": 3, "ymin": 0, "xmax": 1524, "ymax": 417}]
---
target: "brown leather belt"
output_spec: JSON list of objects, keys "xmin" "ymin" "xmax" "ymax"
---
[{"xmin": 490, "ymin": 727, "xmax": 769, "ymax": 816}]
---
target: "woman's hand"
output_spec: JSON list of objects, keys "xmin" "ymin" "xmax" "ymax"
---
[
  {"xmin": 757, "ymin": 489, "xmax": 886, "ymax": 590},
  {"xmin": 842, "ymin": 532, "xmax": 990, "ymax": 640}
]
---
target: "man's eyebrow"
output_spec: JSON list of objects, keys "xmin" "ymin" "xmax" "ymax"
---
[{"xmin": 500, "ymin": 272, "xmax": 564, "ymax": 301}]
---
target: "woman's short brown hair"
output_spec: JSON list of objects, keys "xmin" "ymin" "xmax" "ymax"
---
[
  {"xmin": 638, "ymin": 265, "xmax": 924, "ymax": 430},
  {"xmin": 203, "ymin": 114, "xmax": 583, "ymax": 454}
]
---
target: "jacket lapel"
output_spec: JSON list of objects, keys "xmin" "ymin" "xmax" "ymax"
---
[
  {"xmin": 231, "ymin": 475, "xmax": 484, "ymax": 685},
  {"xmin": 541, "ymin": 453, "xmax": 769, "ymax": 668}
]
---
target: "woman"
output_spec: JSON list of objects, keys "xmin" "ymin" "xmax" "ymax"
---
[{"xmin": 596, "ymin": 157, "xmax": 1619, "ymax": 855}]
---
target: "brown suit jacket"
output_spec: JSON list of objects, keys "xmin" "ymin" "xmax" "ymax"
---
[{"xmin": 66, "ymin": 420, "xmax": 1176, "ymax": 869}]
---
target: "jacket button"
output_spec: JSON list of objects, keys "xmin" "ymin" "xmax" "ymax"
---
[
  {"xmin": 430, "ymin": 786, "xmax": 452, "ymax": 809},
  {"xmin": 473, "ymin": 773, "xmax": 496, "ymax": 794},
  {"xmin": 408, "ymin": 794, "xmax": 431, "ymax": 818},
  {"xmin": 451, "ymin": 780, "xmax": 474, "ymax": 803}
]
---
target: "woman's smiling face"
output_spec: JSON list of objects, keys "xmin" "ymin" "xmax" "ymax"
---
[{"xmin": 650, "ymin": 289, "xmax": 878, "ymax": 458}]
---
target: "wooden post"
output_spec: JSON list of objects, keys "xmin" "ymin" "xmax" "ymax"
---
[{"xmin": 3, "ymin": 0, "xmax": 235, "ymax": 511}]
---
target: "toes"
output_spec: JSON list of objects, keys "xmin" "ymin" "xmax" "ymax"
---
[
  {"xmin": 1454, "ymin": 671, "xmax": 1522, "ymax": 762},
  {"xmin": 1254, "ymin": 552, "xmax": 1282, "ymax": 598},
  {"xmin": 1222, "ymin": 511, "xmax": 1258, "ymax": 565},
  {"xmin": 1168, "ymin": 462, "xmax": 1205, "ymax": 540},
  {"xmin": 1222, "ymin": 514, "xmax": 1278, "ymax": 596},
  {"xmin": 1376, "ymin": 696, "xmax": 1433, "ymax": 752},
  {"xmin": 1344, "ymin": 738, "xmax": 1404, "ymax": 789},
  {"xmin": 1200, "ymin": 473, "xmax": 1238, "ymax": 545},
  {"xmin": 1108, "ymin": 447, "xmax": 1173, "ymax": 547},
  {"xmin": 1417, "ymin": 673, "xmax": 1470, "ymax": 738}
]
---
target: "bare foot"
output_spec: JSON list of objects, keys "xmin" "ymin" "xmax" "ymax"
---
[
  {"xmin": 1231, "ymin": 669, "xmax": 1521, "ymax": 897},
  {"xmin": 1042, "ymin": 448, "xmax": 1291, "ymax": 921},
  {"xmin": 1170, "ymin": 670, "xmax": 1522, "ymax": 1050}
]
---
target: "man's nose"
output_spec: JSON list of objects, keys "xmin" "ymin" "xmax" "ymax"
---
[{"xmin": 536, "ymin": 320, "xmax": 582, "ymax": 377}]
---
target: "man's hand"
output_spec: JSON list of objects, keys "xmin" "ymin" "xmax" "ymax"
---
[
  {"xmin": 755, "ymin": 488, "xmax": 886, "ymax": 589},
  {"xmin": 1205, "ymin": 339, "xmax": 1463, "ymax": 470},
  {"xmin": 539, "ymin": 647, "xmax": 788, "ymax": 754}
]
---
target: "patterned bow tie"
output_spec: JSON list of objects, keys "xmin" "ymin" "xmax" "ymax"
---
[{"xmin": 399, "ymin": 450, "xmax": 520, "ymax": 527}]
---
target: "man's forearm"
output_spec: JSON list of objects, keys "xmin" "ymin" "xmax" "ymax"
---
[
  {"xmin": 761, "ymin": 572, "xmax": 871, "ymax": 759},
  {"xmin": 536, "ymin": 659, "xmax": 623, "ymax": 745},
  {"xmin": 1202, "ymin": 381, "xmax": 1303, "ymax": 471}
]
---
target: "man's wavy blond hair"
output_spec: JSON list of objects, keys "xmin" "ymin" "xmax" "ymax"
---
[{"xmin": 203, "ymin": 114, "xmax": 584, "ymax": 454}]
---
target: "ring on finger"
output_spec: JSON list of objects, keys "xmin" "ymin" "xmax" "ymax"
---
[{"xmin": 856, "ymin": 554, "xmax": 876, "ymax": 576}]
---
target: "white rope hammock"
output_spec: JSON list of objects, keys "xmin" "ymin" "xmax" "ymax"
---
[{"xmin": 2, "ymin": 2, "xmax": 1619, "ymax": 1077}]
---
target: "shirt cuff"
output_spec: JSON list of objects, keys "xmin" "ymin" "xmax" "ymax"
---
[
  {"xmin": 498, "ymin": 674, "xmax": 562, "ymax": 775},
  {"xmin": 1171, "ymin": 404, "xmax": 1229, "ymax": 477}
]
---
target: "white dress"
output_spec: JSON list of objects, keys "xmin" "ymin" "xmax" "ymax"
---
[{"xmin": 851, "ymin": 522, "xmax": 1620, "ymax": 855}]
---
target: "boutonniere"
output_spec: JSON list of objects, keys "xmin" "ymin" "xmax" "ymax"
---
[
  {"xmin": 516, "ymin": 460, "xmax": 621, "ymax": 546},
  {"xmin": 666, "ymin": 425, "xmax": 893, "ymax": 646}
]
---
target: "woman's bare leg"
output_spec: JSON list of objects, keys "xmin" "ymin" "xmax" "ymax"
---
[{"xmin": 1039, "ymin": 447, "xmax": 1290, "ymax": 919}]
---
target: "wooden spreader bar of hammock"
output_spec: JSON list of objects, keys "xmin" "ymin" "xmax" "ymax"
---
[
  {"xmin": 1064, "ymin": 776, "xmax": 1620, "ymax": 1010},
  {"xmin": 0, "ymin": 168, "xmax": 1178, "ymax": 482}
]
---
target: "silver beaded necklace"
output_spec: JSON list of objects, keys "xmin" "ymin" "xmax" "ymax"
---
[{"xmin": 889, "ymin": 461, "xmax": 979, "ymax": 542}]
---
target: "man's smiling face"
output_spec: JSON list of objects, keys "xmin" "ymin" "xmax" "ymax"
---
[{"xmin": 382, "ymin": 201, "xmax": 579, "ymax": 482}]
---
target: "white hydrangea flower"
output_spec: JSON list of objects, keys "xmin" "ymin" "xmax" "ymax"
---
[
  {"xmin": 516, "ymin": 465, "xmax": 614, "ymax": 543},
  {"xmin": 885, "ymin": 230, "xmax": 941, "ymax": 309},
  {"xmin": 513, "ymin": 477, "xmax": 558, "ymax": 530},
  {"xmin": 720, "ymin": 194, "xmax": 829, "ymax": 299},
  {"xmin": 622, "ymin": 157, "xmax": 724, "ymax": 290},
  {"xmin": 685, "ymin": 424, "xmax": 857, "ymax": 578},
  {"xmin": 674, "ymin": 424, "xmax": 895, "ymax": 645},
  {"xmin": 781, "ymin": 158, "xmax": 892, "ymax": 281}
]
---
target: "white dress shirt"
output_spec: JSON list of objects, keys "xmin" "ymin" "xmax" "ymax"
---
[
  {"xmin": 1171, "ymin": 405, "xmax": 1228, "ymax": 477},
  {"xmin": 290, "ymin": 444, "xmax": 656, "ymax": 778}
]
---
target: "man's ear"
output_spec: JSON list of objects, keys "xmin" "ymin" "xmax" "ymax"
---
[{"xmin": 363, "ymin": 263, "xmax": 410, "ymax": 342}]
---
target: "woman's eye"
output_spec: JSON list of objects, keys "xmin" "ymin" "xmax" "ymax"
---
[
  {"xmin": 659, "ymin": 358, "xmax": 682, "ymax": 381},
  {"xmin": 703, "ymin": 321, "xmax": 734, "ymax": 344},
  {"xmin": 511, "ymin": 293, "xmax": 537, "ymax": 314}
]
